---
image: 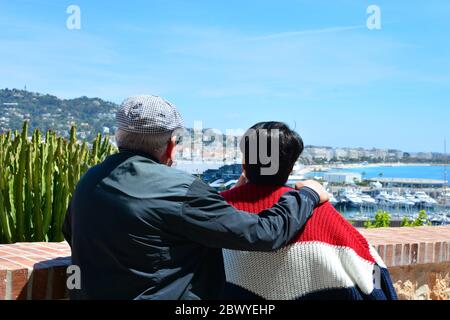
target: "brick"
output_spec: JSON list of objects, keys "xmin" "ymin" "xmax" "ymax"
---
[
  {"xmin": 360, "ymin": 226, "xmax": 450, "ymax": 244},
  {"xmin": 0, "ymin": 270, "xmax": 6, "ymax": 300},
  {"xmin": 403, "ymin": 244, "xmax": 411, "ymax": 266},
  {"xmin": 0, "ymin": 258, "xmax": 24, "ymax": 271},
  {"xmin": 0, "ymin": 247, "xmax": 24, "ymax": 256},
  {"xmin": 33, "ymin": 245, "xmax": 64, "ymax": 255},
  {"xmin": 418, "ymin": 243, "xmax": 426, "ymax": 264},
  {"xmin": 4, "ymin": 257, "xmax": 35, "ymax": 270},
  {"xmin": 448, "ymin": 242, "xmax": 450, "ymax": 262},
  {"xmin": 385, "ymin": 245, "xmax": 394, "ymax": 267},
  {"xmin": 19, "ymin": 255, "xmax": 51, "ymax": 264},
  {"xmin": 10, "ymin": 269, "xmax": 29, "ymax": 300},
  {"xmin": 1, "ymin": 243, "xmax": 71, "ymax": 300},
  {"xmin": 434, "ymin": 242, "xmax": 442, "ymax": 263},
  {"xmin": 377, "ymin": 245, "xmax": 385, "ymax": 262},
  {"xmin": 395, "ymin": 244, "xmax": 403, "ymax": 267},
  {"xmin": 19, "ymin": 248, "xmax": 57, "ymax": 257},
  {"xmin": 443, "ymin": 242, "xmax": 449, "ymax": 262},
  {"xmin": 411, "ymin": 243, "xmax": 419, "ymax": 265},
  {"xmin": 426, "ymin": 243, "xmax": 434, "ymax": 264}
]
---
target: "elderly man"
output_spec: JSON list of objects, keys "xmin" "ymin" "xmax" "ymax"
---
[{"xmin": 63, "ymin": 95, "xmax": 328, "ymax": 300}]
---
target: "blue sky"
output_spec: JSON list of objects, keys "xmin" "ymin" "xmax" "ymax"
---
[{"xmin": 0, "ymin": 0, "xmax": 449, "ymax": 152}]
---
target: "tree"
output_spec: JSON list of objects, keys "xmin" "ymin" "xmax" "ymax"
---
[
  {"xmin": 364, "ymin": 210, "xmax": 391, "ymax": 229},
  {"xmin": 401, "ymin": 210, "xmax": 432, "ymax": 227}
]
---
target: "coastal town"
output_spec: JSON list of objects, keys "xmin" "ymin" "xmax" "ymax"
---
[{"xmin": 1, "ymin": 89, "xmax": 448, "ymax": 166}]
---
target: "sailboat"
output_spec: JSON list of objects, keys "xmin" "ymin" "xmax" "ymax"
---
[{"xmin": 442, "ymin": 138, "xmax": 449, "ymax": 207}]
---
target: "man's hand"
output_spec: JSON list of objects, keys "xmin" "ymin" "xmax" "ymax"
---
[{"xmin": 295, "ymin": 180, "xmax": 329, "ymax": 204}]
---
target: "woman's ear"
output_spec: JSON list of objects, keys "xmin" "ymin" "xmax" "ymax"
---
[{"xmin": 241, "ymin": 163, "xmax": 247, "ymax": 176}]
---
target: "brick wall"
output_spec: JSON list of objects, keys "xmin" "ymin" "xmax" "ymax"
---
[
  {"xmin": 1, "ymin": 226, "xmax": 449, "ymax": 300},
  {"xmin": 359, "ymin": 226, "xmax": 450, "ymax": 300},
  {"xmin": 359, "ymin": 226, "xmax": 450, "ymax": 267},
  {"xmin": 0, "ymin": 243, "xmax": 71, "ymax": 300}
]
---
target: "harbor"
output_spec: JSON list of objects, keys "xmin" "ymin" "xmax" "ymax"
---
[
  {"xmin": 196, "ymin": 162, "xmax": 450, "ymax": 225},
  {"xmin": 329, "ymin": 187, "xmax": 450, "ymax": 225},
  {"xmin": 300, "ymin": 166, "xmax": 450, "ymax": 225}
]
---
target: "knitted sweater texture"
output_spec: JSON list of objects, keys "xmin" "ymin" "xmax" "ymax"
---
[{"xmin": 220, "ymin": 184, "xmax": 398, "ymax": 300}]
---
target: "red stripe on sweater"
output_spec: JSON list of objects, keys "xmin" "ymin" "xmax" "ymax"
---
[{"xmin": 221, "ymin": 184, "xmax": 375, "ymax": 264}]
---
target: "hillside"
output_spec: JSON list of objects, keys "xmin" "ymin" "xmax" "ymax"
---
[{"xmin": 0, "ymin": 88, "xmax": 118, "ymax": 141}]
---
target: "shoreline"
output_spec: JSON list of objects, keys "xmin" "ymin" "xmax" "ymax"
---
[{"xmin": 296, "ymin": 162, "xmax": 447, "ymax": 176}]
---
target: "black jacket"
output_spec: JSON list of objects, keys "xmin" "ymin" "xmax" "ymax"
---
[{"xmin": 63, "ymin": 151, "xmax": 319, "ymax": 300}]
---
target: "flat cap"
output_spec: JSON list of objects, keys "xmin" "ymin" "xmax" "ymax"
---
[{"xmin": 116, "ymin": 95, "xmax": 184, "ymax": 134}]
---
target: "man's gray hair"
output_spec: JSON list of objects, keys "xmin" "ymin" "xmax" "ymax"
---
[{"xmin": 115, "ymin": 129, "xmax": 175, "ymax": 158}]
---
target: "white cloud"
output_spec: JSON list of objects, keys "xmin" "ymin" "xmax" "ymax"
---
[{"xmin": 250, "ymin": 25, "xmax": 365, "ymax": 41}]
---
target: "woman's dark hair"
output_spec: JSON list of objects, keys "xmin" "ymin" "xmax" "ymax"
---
[{"xmin": 240, "ymin": 122, "xmax": 304, "ymax": 186}]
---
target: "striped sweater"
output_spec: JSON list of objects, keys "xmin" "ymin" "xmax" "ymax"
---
[{"xmin": 220, "ymin": 184, "xmax": 398, "ymax": 300}]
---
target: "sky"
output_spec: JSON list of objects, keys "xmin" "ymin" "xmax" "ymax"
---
[{"xmin": 0, "ymin": 0, "xmax": 449, "ymax": 152}]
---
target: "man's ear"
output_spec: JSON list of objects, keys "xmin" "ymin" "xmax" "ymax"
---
[{"xmin": 165, "ymin": 136, "xmax": 177, "ymax": 160}]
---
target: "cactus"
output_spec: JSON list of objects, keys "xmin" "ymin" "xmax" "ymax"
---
[
  {"xmin": 13, "ymin": 122, "xmax": 28, "ymax": 242},
  {"xmin": 0, "ymin": 121, "xmax": 116, "ymax": 244},
  {"xmin": 32, "ymin": 129, "xmax": 44, "ymax": 241}
]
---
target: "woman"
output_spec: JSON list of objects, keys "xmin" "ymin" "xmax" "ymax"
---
[{"xmin": 220, "ymin": 121, "xmax": 398, "ymax": 300}]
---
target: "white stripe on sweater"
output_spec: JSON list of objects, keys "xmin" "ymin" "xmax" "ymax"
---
[{"xmin": 223, "ymin": 242, "xmax": 380, "ymax": 300}]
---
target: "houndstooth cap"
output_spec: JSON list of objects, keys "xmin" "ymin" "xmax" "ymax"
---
[{"xmin": 116, "ymin": 95, "xmax": 184, "ymax": 134}]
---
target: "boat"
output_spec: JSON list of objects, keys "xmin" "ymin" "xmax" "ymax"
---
[
  {"xmin": 375, "ymin": 191, "xmax": 399, "ymax": 207},
  {"xmin": 430, "ymin": 212, "xmax": 450, "ymax": 225},
  {"xmin": 404, "ymin": 192, "xmax": 422, "ymax": 206},
  {"xmin": 391, "ymin": 192, "xmax": 415, "ymax": 207},
  {"xmin": 355, "ymin": 191, "xmax": 377, "ymax": 206},
  {"xmin": 414, "ymin": 191, "xmax": 438, "ymax": 208},
  {"xmin": 445, "ymin": 190, "xmax": 450, "ymax": 201},
  {"xmin": 439, "ymin": 190, "xmax": 450, "ymax": 206},
  {"xmin": 340, "ymin": 189, "xmax": 364, "ymax": 208}
]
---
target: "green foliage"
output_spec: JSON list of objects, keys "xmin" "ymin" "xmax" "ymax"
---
[
  {"xmin": 364, "ymin": 210, "xmax": 391, "ymax": 229},
  {"xmin": 401, "ymin": 210, "xmax": 432, "ymax": 227},
  {"xmin": 0, "ymin": 121, "xmax": 116, "ymax": 244}
]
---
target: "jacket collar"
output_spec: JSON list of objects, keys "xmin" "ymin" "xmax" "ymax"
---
[{"xmin": 118, "ymin": 148, "xmax": 162, "ymax": 164}]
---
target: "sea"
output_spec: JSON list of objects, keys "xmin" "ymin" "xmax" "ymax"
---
[
  {"xmin": 339, "ymin": 165, "xmax": 449, "ymax": 186},
  {"xmin": 306, "ymin": 165, "xmax": 448, "ymax": 185}
]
